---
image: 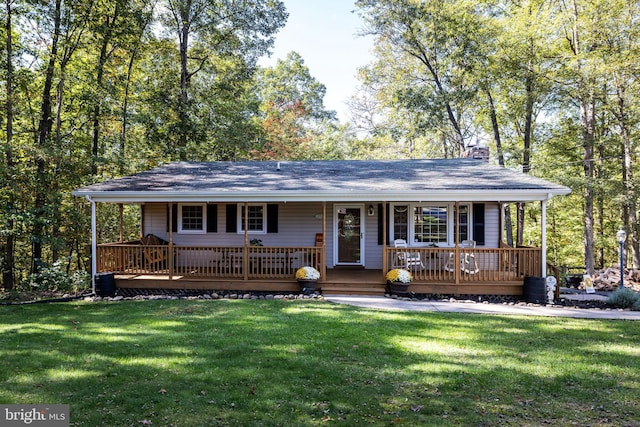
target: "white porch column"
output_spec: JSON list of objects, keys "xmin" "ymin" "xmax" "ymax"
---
[
  {"xmin": 91, "ymin": 199, "xmax": 97, "ymax": 294},
  {"xmin": 541, "ymin": 199, "xmax": 547, "ymax": 278}
]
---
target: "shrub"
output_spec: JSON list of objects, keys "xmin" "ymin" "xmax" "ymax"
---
[
  {"xmin": 22, "ymin": 260, "xmax": 91, "ymax": 294},
  {"xmin": 606, "ymin": 288, "xmax": 640, "ymax": 309}
]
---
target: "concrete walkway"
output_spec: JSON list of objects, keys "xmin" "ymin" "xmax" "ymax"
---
[{"xmin": 324, "ymin": 295, "xmax": 640, "ymax": 320}]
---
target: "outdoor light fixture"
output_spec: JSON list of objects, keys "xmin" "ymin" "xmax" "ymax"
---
[
  {"xmin": 617, "ymin": 228, "xmax": 627, "ymax": 288},
  {"xmin": 368, "ymin": 205, "xmax": 375, "ymax": 216}
]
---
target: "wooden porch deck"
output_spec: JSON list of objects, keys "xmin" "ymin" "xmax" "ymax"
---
[
  {"xmin": 112, "ymin": 268, "xmax": 525, "ymax": 296},
  {"xmin": 101, "ymin": 244, "xmax": 538, "ymax": 296}
]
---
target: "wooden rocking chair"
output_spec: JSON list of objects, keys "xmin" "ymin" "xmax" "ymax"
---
[{"xmin": 140, "ymin": 234, "xmax": 168, "ymax": 270}]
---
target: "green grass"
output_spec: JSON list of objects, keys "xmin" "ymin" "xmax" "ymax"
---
[{"xmin": 1, "ymin": 300, "xmax": 640, "ymax": 426}]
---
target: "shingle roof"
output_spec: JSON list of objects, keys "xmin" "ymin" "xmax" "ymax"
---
[{"xmin": 74, "ymin": 159, "xmax": 571, "ymax": 202}]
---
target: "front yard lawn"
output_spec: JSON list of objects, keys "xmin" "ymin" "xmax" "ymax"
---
[{"xmin": 1, "ymin": 299, "xmax": 639, "ymax": 426}]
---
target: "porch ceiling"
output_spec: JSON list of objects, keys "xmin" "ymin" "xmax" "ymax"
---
[{"xmin": 74, "ymin": 159, "xmax": 571, "ymax": 203}]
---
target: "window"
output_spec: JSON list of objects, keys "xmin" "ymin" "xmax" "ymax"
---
[
  {"xmin": 238, "ymin": 204, "xmax": 266, "ymax": 234},
  {"xmin": 178, "ymin": 204, "xmax": 206, "ymax": 233},
  {"xmin": 414, "ymin": 206, "xmax": 448, "ymax": 244},
  {"xmin": 393, "ymin": 205, "xmax": 409, "ymax": 241},
  {"xmin": 388, "ymin": 203, "xmax": 473, "ymax": 246},
  {"xmin": 455, "ymin": 205, "xmax": 470, "ymax": 243}
]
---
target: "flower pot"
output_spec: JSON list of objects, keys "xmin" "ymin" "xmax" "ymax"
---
[
  {"xmin": 387, "ymin": 281, "xmax": 410, "ymax": 295},
  {"xmin": 298, "ymin": 280, "xmax": 318, "ymax": 294}
]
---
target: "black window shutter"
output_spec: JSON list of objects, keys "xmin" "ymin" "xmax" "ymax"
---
[
  {"xmin": 473, "ymin": 203, "xmax": 485, "ymax": 246},
  {"xmin": 166, "ymin": 204, "xmax": 178, "ymax": 233},
  {"xmin": 378, "ymin": 203, "xmax": 390, "ymax": 245},
  {"xmin": 206, "ymin": 204, "xmax": 217, "ymax": 233},
  {"xmin": 267, "ymin": 204, "xmax": 278, "ymax": 233},
  {"xmin": 226, "ymin": 204, "xmax": 237, "ymax": 233}
]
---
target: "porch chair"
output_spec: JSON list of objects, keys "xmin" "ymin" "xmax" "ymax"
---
[
  {"xmin": 394, "ymin": 239, "xmax": 425, "ymax": 271},
  {"xmin": 444, "ymin": 240, "xmax": 479, "ymax": 274},
  {"xmin": 140, "ymin": 234, "xmax": 169, "ymax": 270}
]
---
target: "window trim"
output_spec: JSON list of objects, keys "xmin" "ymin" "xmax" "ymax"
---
[
  {"xmin": 237, "ymin": 203, "xmax": 267, "ymax": 235},
  {"xmin": 178, "ymin": 203, "xmax": 207, "ymax": 234},
  {"xmin": 389, "ymin": 203, "xmax": 473, "ymax": 247}
]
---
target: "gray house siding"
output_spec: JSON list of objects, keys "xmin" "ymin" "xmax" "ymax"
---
[{"xmin": 140, "ymin": 201, "xmax": 501, "ymax": 271}]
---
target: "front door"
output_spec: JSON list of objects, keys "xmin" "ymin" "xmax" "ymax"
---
[{"xmin": 335, "ymin": 205, "xmax": 364, "ymax": 266}]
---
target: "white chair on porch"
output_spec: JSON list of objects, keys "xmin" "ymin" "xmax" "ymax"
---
[
  {"xmin": 444, "ymin": 240, "xmax": 479, "ymax": 274},
  {"xmin": 394, "ymin": 239, "xmax": 425, "ymax": 270}
]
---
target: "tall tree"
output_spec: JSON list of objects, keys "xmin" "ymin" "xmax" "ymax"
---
[
  {"xmin": 553, "ymin": 0, "xmax": 608, "ymax": 275},
  {"xmin": 356, "ymin": 0, "xmax": 485, "ymax": 155},
  {"xmin": 160, "ymin": 0, "xmax": 287, "ymax": 160},
  {"xmin": 253, "ymin": 51, "xmax": 337, "ymax": 160},
  {"xmin": 2, "ymin": 0, "xmax": 16, "ymax": 289}
]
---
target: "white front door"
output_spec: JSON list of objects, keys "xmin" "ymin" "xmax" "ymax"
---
[{"xmin": 334, "ymin": 205, "xmax": 364, "ymax": 266}]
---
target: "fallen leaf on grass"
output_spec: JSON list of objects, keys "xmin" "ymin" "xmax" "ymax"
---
[{"xmin": 247, "ymin": 386, "xmax": 256, "ymax": 396}]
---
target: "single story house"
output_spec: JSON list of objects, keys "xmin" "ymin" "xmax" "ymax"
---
[{"xmin": 73, "ymin": 159, "xmax": 571, "ymax": 295}]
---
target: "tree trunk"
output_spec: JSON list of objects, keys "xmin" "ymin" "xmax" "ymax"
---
[
  {"xmin": 178, "ymin": 22, "xmax": 190, "ymax": 160},
  {"xmin": 51, "ymin": 69, "xmax": 67, "ymax": 264},
  {"xmin": 484, "ymin": 88, "xmax": 514, "ymax": 246},
  {"xmin": 515, "ymin": 71, "xmax": 536, "ymax": 248},
  {"xmin": 120, "ymin": 48, "xmax": 137, "ymax": 173},
  {"xmin": 33, "ymin": 0, "xmax": 62, "ymax": 273},
  {"xmin": 567, "ymin": 0, "xmax": 596, "ymax": 275},
  {"xmin": 2, "ymin": 0, "xmax": 15, "ymax": 289},
  {"xmin": 614, "ymin": 82, "xmax": 639, "ymax": 268},
  {"xmin": 580, "ymin": 92, "xmax": 596, "ymax": 275},
  {"xmin": 92, "ymin": 3, "xmax": 119, "ymax": 176}
]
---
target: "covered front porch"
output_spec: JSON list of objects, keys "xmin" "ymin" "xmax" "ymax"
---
[{"xmin": 96, "ymin": 242, "xmax": 542, "ymax": 295}]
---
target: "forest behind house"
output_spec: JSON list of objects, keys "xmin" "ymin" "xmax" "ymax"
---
[{"xmin": 1, "ymin": 0, "xmax": 638, "ymax": 291}]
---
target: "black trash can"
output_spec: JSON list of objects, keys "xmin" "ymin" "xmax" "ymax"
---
[
  {"xmin": 95, "ymin": 272, "xmax": 116, "ymax": 297},
  {"xmin": 523, "ymin": 276, "xmax": 546, "ymax": 304}
]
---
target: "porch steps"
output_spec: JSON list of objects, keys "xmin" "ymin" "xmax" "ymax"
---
[{"xmin": 321, "ymin": 283, "xmax": 386, "ymax": 296}]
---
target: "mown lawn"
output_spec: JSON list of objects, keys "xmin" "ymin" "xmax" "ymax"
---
[{"xmin": 1, "ymin": 299, "xmax": 639, "ymax": 426}]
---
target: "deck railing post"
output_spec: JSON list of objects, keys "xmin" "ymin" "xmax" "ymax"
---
[
  {"xmin": 382, "ymin": 202, "xmax": 387, "ymax": 282},
  {"xmin": 322, "ymin": 201, "xmax": 327, "ymax": 280},
  {"xmin": 243, "ymin": 203, "xmax": 249, "ymax": 281},
  {"xmin": 91, "ymin": 200, "xmax": 97, "ymax": 294},
  {"xmin": 455, "ymin": 246, "xmax": 460, "ymax": 285},
  {"xmin": 168, "ymin": 243, "xmax": 174, "ymax": 280},
  {"xmin": 168, "ymin": 202, "xmax": 174, "ymax": 280}
]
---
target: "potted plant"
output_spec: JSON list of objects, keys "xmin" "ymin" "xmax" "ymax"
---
[
  {"xmin": 295, "ymin": 266, "xmax": 320, "ymax": 294},
  {"xmin": 386, "ymin": 268, "xmax": 412, "ymax": 295}
]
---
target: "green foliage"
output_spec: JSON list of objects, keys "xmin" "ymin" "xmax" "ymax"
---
[
  {"xmin": 22, "ymin": 259, "xmax": 91, "ymax": 294},
  {"xmin": 606, "ymin": 288, "xmax": 640, "ymax": 309},
  {"xmin": 252, "ymin": 51, "xmax": 340, "ymax": 160}
]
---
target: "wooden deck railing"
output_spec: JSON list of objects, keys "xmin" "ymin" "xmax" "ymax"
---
[
  {"xmin": 385, "ymin": 246, "xmax": 542, "ymax": 283},
  {"xmin": 97, "ymin": 244, "xmax": 321, "ymax": 281},
  {"xmin": 97, "ymin": 243, "xmax": 541, "ymax": 283}
]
